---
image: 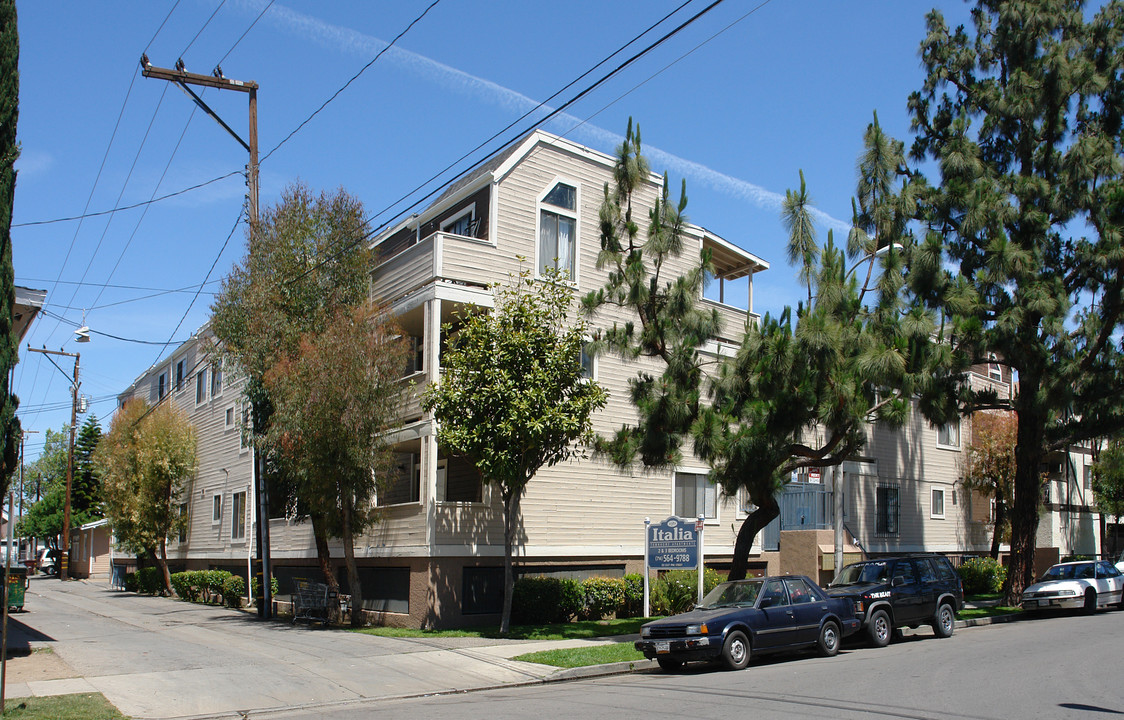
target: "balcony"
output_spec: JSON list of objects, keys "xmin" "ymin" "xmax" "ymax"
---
[{"xmin": 373, "ymin": 231, "xmax": 511, "ymax": 307}]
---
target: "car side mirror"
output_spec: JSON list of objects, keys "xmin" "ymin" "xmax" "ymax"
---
[{"xmin": 891, "ymin": 576, "xmax": 905, "ymax": 587}]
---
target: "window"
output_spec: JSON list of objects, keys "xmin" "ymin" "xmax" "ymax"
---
[
  {"xmin": 240, "ymin": 405, "xmax": 252, "ymax": 450},
  {"xmin": 987, "ymin": 354, "xmax": 1002, "ymax": 382},
  {"xmin": 175, "ymin": 359, "xmax": 186, "ymax": 391},
  {"xmin": 402, "ymin": 337, "xmax": 424, "ymax": 376},
  {"xmin": 579, "ymin": 344, "xmax": 594, "ymax": 380},
  {"xmin": 892, "ymin": 559, "xmax": 917, "ymax": 584},
  {"xmin": 1084, "ymin": 464, "xmax": 1092, "ymax": 490},
  {"xmin": 760, "ymin": 579, "xmax": 788, "ymax": 608},
  {"xmin": 538, "ymin": 181, "xmax": 577, "ymax": 278},
  {"xmin": 231, "ymin": 491, "xmax": 247, "ymax": 541},
  {"xmin": 441, "ymin": 205, "xmax": 476, "ymax": 237},
  {"xmin": 177, "ymin": 503, "xmax": 188, "ymax": 542},
  {"xmin": 462, "ymin": 567, "xmax": 504, "ymax": 615},
  {"xmin": 876, "ymin": 486, "xmax": 899, "ymax": 534},
  {"xmin": 196, "ymin": 368, "xmax": 208, "ymax": 405},
  {"xmin": 378, "ymin": 453, "xmax": 421, "ymax": 506},
  {"xmin": 225, "ymin": 407, "xmax": 235, "ymax": 429},
  {"xmin": 212, "ymin": 494, "xmax": 222, "ymax": 525},
  {"xmin": 211, "ymin": 360, "xmax": 223, "ymax": 397},
  {"xmin": 783, "ymin": 576, "xmax": 819, "ymax": 604},
  {"xmin": 674, "ymin": 472, "xmax": 717, "ymax": 520},
  {"xmin": 158, "ymin": 372, "xmax": 167, "ymax": 400},
  {"xmin": 937, "ymin": 420, "xmax": 960, "ymax": 448},
  {"xmin": 931, "ymin": 488, "xmax": 946, "ymax": 519}
]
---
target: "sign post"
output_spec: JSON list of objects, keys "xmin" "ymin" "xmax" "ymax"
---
[
  {"xmin": 645, "ymin": 516, "xmax": 704, "ymax": 614},
  {"xmin": 696, "ymin": 515, "xmax": 705, "ymax": 606}
]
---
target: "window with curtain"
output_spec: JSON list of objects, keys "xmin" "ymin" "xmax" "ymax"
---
[
  {"xmin": 674, "ymin": 472, "xmax": 717, "ymax": 519},
  {"xmin": 539, "ymin": 182, "xmax": 577, "ymax": 277}
]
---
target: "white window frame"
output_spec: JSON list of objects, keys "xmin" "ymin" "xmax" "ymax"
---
[
  {"xmin": 211, "ymin": 359, "xmax": 223, "ymax": 398},
  {"xmin": 231, "ymin": 490, "xmax": 247, "ymax": 542},
  {"xmin": 440, "ymin": 203, "xmax": 476, "ymax": 237},
  {"xmin": 536, "ymin": 178, "xmax": 580, "ymax": 283},
  {"xmin": 157, "ymin": 372, "xmax": 167, "ymax": 400},
  {"xmin": 175, "ymin": 358, "xmax": 186, "ymax": 392},
  {"xmin": 224, "ymin": 406, "xmax": 235, "ymax": 430},
  {"xmin": 195, "ymin": 368, "xmax": 208, "ymax": 406},
  {"xmin": 936, "ymin": 420, "xmax": 961, "ymax": 450},
  {"xmin": 673, "ymin": 469, "xmax": 719, "ymax": 524},
  {"xmin": 239, "ymin": 404, "xmax": 251, "ymax": 453},
  {"xmin": 211, "ymin": 493, "xmax": 223, "ymax": 526},
  {"xmin": 931, "ymin": 487, "xmax": 946, "ymax": 519},
  {"xmin": 579, "ymin": 341, "xmax": 596, "ymax": 381},
  {"xmin": 876, "ymin": 484, "xmax": 900, "ymax": 535},
  {"xmin": 987, "ymin": 354, "xmax": 1002, "ymax": 382}
]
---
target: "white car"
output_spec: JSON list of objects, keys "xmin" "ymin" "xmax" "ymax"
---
[
  {"xmin": 1021, "ymin": 560, "xmax": 1124, "ymax": 613},
  {"xmin": 1116, "ymin": 549, "xmax": 1124, "ymax": 575}
]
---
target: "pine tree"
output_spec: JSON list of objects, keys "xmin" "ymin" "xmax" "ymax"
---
[
  {"xmin": 907, "ymin": 0, "xmax": 1124, "ymax": 603},
  {"xmin": 73, "ymin": 415, "xmax": 103, "ymax": 519},
  {"xmin": 585, "ymin": 120, "xmax": 944, "ymax": 581},
  {"xmin": 0, "ymin": 0, "xmax": 22, "ymax": 499}
]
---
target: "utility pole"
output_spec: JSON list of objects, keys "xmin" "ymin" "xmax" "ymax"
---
[
  {"xmin": 26, "ymin": 348, "xmax": 78, "ymax": 580},
  {"xmin": 19, "ymin": 430, "xmax": 38, "ymax": 560},
  {"xmin": 140, "ymin": 57, "xmax": 273, "ymax": 618}
]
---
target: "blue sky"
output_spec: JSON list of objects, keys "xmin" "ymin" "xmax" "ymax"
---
[{"xmin": 10, "ymin": 0, "xmax": 975, "ymax": 461}]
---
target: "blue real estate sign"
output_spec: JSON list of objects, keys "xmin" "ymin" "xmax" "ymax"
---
[{"xmin": 647, "ymin": 516, "xmax": 699, "ymax": 570}]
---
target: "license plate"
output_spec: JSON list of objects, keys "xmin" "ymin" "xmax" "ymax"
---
[
  {"xmin": 655, "ymin": 641, "xmax": 670, "ymax": 653},
  {"xmin": 1025, "ymin": 600, "xmax": 1038, "ymax": 607}
]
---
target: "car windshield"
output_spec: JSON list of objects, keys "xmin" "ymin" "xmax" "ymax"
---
[
  {"xmin": 1040, "ymin": 563, "xmax": 1095, "ymax": 582},
  {"xmin": 829, "ymin": 561, "xmax": 888, "ymax": 587},
  {"xmin": 699, "ymin": 580, "xmax": 763, "ymax": 609}
]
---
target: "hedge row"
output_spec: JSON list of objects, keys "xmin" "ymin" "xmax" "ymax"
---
[
  {"xmin": 512, "ymin": 569, "xmax": 724, "ymax": 624},
  {"xmin": 168, "ymin": 570, "xmax": 246, "ymax": 608}
]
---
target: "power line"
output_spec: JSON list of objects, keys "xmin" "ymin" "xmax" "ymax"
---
[
  {"xmin": 16, "ymin": 278, "xmax": 221, "ymax": 294},
  {"xmin": 216, "ymin": 0, "xmax": 275, "ymax": 68},
  {"xmin": 37, "ymin": 309, "xmax": 191, "ymax": 346},
  {"xmin": 285, "ymin": 0, "xmax": 729, "ymax": 290},
  {"xmin": 144, "ymin": 1, "xmax": 183, "ymax": 54},
  {"xmin": 10, "ymin": 172, "xmax": 242, "ymax": 228},
  {"xmin": 182, "ymin": 0, "xmax": 226, "ymax": 57},
  {"xmin": 260, "ymin": 0, "xmax": 443, "ymax": 164}
]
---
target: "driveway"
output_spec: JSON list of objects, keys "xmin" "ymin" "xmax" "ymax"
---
[{"xmin": 4, "ymin": 576, "xmax": 611, "ymax": 719}]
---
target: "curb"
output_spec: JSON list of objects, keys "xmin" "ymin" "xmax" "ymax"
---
[
  {"xmin": 955, "ymin": 611, "xmax": 1024, "ymax": 628},
  {"xmin": 547, "ymin": 658, "xmax": 659, "ymax": 681}
]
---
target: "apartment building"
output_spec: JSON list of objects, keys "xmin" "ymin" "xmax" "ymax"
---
[{"xmin": 112, "ymin": 130, "xmax": 1105, "ymax": 627}]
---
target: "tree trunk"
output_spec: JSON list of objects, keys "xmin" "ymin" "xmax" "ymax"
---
[
  {"xmin": 310, "ymin": 513, "xmax": 338, "ymax": 590},
  {"xmin": 155, "ymin": 543, "xmax": 172, "ymax": 596},
  {"xmin": 727, "ymin": 495, "xmax": 780, "ymax": 582},
  {"xmin": 990, "ymin": 493, "xmax": 1007, "ymax": 561},
  {"xmin": 500, "ymin": 490, "xmax": 521, "ymax": 635},
  {"xmin": 1004, "ymin": 391, "xmax": 1046, "ymax": 606},
  {"xmin": 341, "ymin": 499, "xmax": 363, "ymax": 627}
]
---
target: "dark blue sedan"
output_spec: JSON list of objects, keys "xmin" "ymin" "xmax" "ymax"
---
[{"xmin": 635, "ymin": 575, "xmax": 860, "ymax": 671}]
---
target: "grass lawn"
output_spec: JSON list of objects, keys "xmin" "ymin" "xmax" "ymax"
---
[
  {"xmin": 353, "ymin": 617, "xmax": 654, "ymax": 641},
  {"xmin": 0, "ymin": 693, "xmax": 127, "ymax": 719},
  {"xmin": 513, "ymin": 642, "xmax": 647, "ymax": 668},
  {"xmin": 958, "ymin": 605, "xmax": 1022, "ymax": 620}
]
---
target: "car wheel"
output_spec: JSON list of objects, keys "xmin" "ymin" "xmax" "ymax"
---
[
  {"xmin": 817, "ymin": 620, "xmax": 841, "ymax": 657},
  {"xmin": 1082, "ymin": 588, "xmax": 1097, "ymax": 615},
  {"xmin": 656, "ymin": 657, "xmax": 683, "ymax": 672},
  {"xmin": 867, "ymin": 609, "xmax": 891, "ymax": 648},
  {"xmin": 721, "ymin": 630, "xmax": 751, "ymax": 670},
  {"xmin": 933, "ymin": 602, "xmax": 955, "ymax": 638}
]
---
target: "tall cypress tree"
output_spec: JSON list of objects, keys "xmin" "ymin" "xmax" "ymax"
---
[
  {"xmin": 0, "ymin": 0, "xmax": 22, "ymax": 500},
  {"xmin": 73, "ymin": 415, "xmax": 102, "ymax": 520}
]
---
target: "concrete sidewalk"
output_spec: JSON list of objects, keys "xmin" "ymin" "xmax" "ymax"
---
[{"xmin": 2, "ymin": 576, "xmax": 654, "ymax": 719}]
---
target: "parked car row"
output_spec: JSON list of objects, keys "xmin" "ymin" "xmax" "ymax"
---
[
  {"xmin": 636, "ymin": 553, "xmax": 963, "ymax": 671},
  {"xmin": 637, "ymin": 552, "xmax": 1124, "ymax": 673}
]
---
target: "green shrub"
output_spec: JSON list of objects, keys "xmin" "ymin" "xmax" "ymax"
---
[
  {"xmin": 581, "ymin": 577, "xmax": 626, "ymax": 620},
  {"xmin": 512, "ymin": 576, "xmax": 584, "ymax": 624},
  {"xmin": 134, "ymin": 567, "xmax": 164, "ymax": 595},
  {"xmin": 619, "ymin": 573, "xmax": 644, "ymax": 618},
  {"xmin": 250, "ymin": 575, "xmax": 280, "ymax": 598},
  {"xmin": 652, "ymin": 568, "xmax": 725, "ymax": 615},
  {"xmin": 205, "ymin": 570, "xmax": 232, "ymax": 602},
  {"xmin": 958, "ymin": 557, "xmax": 1007, "ymax": 595},
  {"xmin": 222, "ymin": 575, "xmax": 246, "ymax": 607},
  {"xmin": 122, "ymin": 571, "xmax": 138, "ymax": 593}
]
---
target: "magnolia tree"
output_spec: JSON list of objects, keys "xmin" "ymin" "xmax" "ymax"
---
[{"xmin": 423, "ymin": 268, "xmax": 607, "ymax": 634}]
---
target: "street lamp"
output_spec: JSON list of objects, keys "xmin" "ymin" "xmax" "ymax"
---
[{"xmin": 26, "ymin": 347, "xmax": 81, "ymax": 581}]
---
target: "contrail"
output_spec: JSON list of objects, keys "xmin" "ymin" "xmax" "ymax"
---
[{"xmin": 242, "ymin": 1, "xmax": 851, "ymax": 235}]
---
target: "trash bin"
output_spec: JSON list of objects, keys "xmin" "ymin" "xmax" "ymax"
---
[{"xmin": 1, "ymin": 567, "xmax": 28, "ymax": 612}]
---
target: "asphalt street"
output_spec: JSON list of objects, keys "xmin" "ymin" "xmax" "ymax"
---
[{"xmin": 270, "ymin": 608, "xmax": 1124, "ymax": 720}]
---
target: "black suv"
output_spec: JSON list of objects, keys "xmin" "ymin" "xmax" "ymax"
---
[{"xmin": 825, "ymin": 554, "xmax": 963, "ymax": 647}]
